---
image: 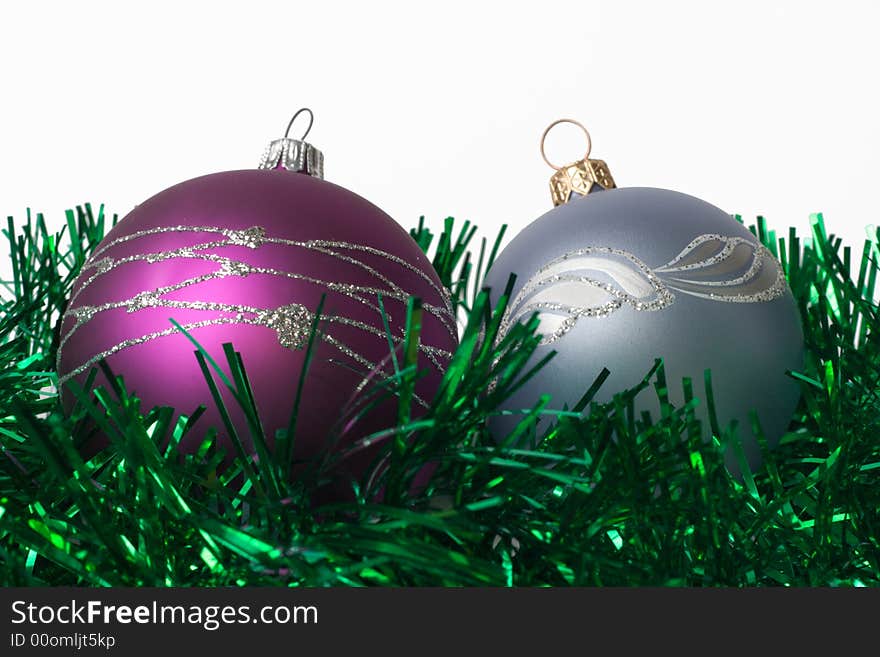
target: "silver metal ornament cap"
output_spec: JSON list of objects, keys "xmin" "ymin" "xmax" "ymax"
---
[
  {"xmin": 258, "ymin": 108, "xmax": 325, "ymax": 179},
  {"xmin": 540, "ymin": 118, "xmax": 616, "ymax": 206}
]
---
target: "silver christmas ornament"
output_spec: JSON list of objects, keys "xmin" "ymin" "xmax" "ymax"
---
[{"xmin": 485, "ymin": 119, "xmax": 803, "ymax": 473}]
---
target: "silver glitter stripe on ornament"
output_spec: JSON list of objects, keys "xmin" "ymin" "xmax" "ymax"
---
[
  {"xmin": 304, "ymin": 240, "xmax": 454, "ymax": 310},
  {"xmin": 58, "ymin": 316, "xmax": 262, "ymax": 386},
  {"xmin": 57, "ymin": 308, "xmax": 434, "ymax": 411},
  {"xmin": 87, "ymin": 225, "xmax": 454, "ymax": 315},
  {"xmin": 59, "ymin": 296, "xmax": 452, "ymax": 381},
  {"xmin": 287, "ymin": 241, "xmax": 456, "ymax": 337},
  {"xmin": 68, "ymin": 246, "xmax": 454, "ymax": 345},
  {"xmin": 657, "ymin": 235, "xmax": 787, "ymax": 303},
  {"xmin": 72, "ymin": 250, "xmax": 390, "ymax": 324},
  {"xmin": 665, "ymin": 248, "xmax": 764, "ymax": 287},
  {"xmin": 76, "ymin": 227, "xmax": 456, "ymax": 340},
  {"xmin": 58, "ymin": 292, "xmax": 453, "ymax": 374},
  {"xmin": 500, "ymin": 246, "xmax": 672, "ymax": 344},
  {"xmin": 656, "ymin": 234, "xmax": 760, "ymax": 273},
  {"xmin": 500, "ymin": 234, "xmax": 786, "ymax": 345},
  {"xmin": 506, "ymin": 273, "xmax": 674, "ymax": 325},
  {"xmin": 90, "ymin": 226, "xmax": 263, "ymax": 258},
  {"xmin": 59, "ymin": 224, "xmax": 458, "ymax": 397},
  {"xmin": 327, "ymin": 315, "xmax": 452, "ymax": 372},
  {"xmin": 312, "ymin": 335, "xmax": 428, "ymax": 409}
]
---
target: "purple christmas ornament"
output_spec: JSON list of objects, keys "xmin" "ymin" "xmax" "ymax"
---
[{"xmin": 57, "ymin": 111, "xmax": 457, "ymax": 486}]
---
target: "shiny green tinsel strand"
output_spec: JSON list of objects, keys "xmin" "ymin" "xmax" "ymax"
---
[{"xmin": 0, "ymin": 206, "xmax": 878, "ymax": 586}]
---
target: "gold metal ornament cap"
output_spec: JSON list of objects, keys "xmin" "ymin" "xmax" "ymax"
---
[
  {"xmin": 540, "ymin": 119, "xmax": 615, "ymax": 206},
  {"xmin": 258, "ymin": 108, "xmax": 325, "ymax": 179}
]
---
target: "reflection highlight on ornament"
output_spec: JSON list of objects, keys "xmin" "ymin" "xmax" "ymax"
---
[
  {"xmin": 500, "ymin": 233, "xmax": 787, "ymax": 345},
  {"xmin": 57, "ymin": 225, "xmax": 456, "ymax": 406}
]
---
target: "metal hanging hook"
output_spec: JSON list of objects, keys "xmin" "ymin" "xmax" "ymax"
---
[
  {"xmin": 540, "ymin": 118, "xmax": 592, "ymax": 171},
  {"xmin": 284, "ymin": 108, "xmax": 314, "ymax": 141}
]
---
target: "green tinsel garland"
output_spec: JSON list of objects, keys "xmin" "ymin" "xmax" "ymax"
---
[{"xmin": 0, "ymin": 205, "xmax": 878, "ymax": 587}]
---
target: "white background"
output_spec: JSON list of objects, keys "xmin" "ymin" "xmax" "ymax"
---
[{"xmin": 1, "ymin": 0, "xmax": 878, "ymax": 266}]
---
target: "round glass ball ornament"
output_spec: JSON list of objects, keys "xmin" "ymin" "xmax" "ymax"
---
[
  {"xmin": 56, "ymin": 110, "xmax": 457, "ymax": 484},
  {"xmin": 484, "ymin": 120, "xmax": 803, "ymax": 473}
]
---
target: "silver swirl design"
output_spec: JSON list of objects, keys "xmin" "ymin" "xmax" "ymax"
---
[
  {"xmin": 58, "ymin": 225, "xmax": 456, "ymax": 407},
  {"xmin": 501, "ymin": 234, "xmax": 787, "ymax": 345}
]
